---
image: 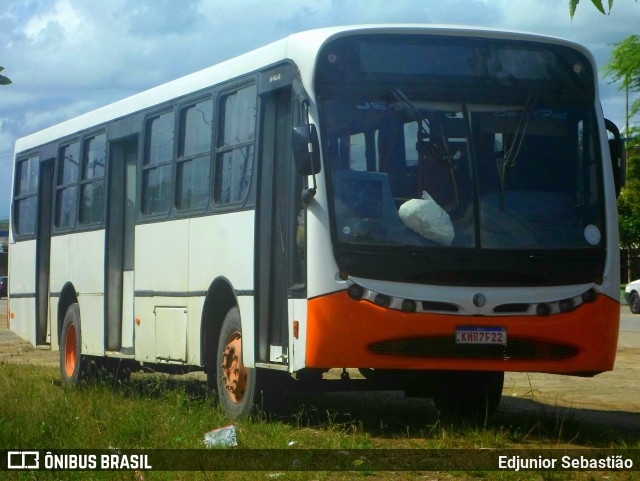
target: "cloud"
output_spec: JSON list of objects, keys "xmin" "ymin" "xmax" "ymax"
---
[{"xmin": 0, "ymin": 0, "xmax": 639, "ymax": 219}]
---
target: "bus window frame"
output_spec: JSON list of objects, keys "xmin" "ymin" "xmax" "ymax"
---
[
  {"xmin": 54, "ymin": 138, "xmax": 81, "ymax": 233},
  {"xmin": 173, "ymin": 95, "xmax": 214, "ymax": 215},
  {"xmin": 213, "ymin": 82, "xmax": 259, "ymax": 209},
  {"xmin": 11, "ymin": 153, "xmax": 40, "ymax": 240},
  {"xmin": 78, "ymin": 131, "xmax": 107, "ymax": 228},
  {"xmin": 140, "ymin": 108, "xmax": 176, "ymax": 220}
]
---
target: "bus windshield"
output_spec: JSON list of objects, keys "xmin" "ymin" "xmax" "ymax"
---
[{"xmin": 317, "ymin": 35, "xmax": 603, "ymax": 253}]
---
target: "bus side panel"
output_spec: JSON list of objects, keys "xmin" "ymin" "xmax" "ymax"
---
[
  {"xmin": 134, "ymin": 297, "xmax": 156, "ymax": 362},
  {"xmin": 69, "ymin": 230, "xmax": 105, "ymax": 356},
  {"xmin": 290, "ymin": 298, "xmax": 308, "ymax": 372},
  {"xmin": 48, "ymin": 296, "xmax": 60, "ymax": 350},
  {"xmin": 187, "ymin": 296, "xmax": 205, "ymax": 365},
  {"xmin": 8, "ymin": 240, "xmax": 37, "ymax": 344},
  {"xmin": 134, "ymin": 220, "xmax": 189, "ymax": 363},
  {"xmin": 49, "ymin": 235, "xmax": 70, "ymax": 350},
  {"xmin": 188, "ymin": 211, "xmax": 256, "ymax": 367},
  {"xmin": 136, "ymin": 220, "xmax": 189, "ymax": 293},
  {"xmin": 69, "ymin": 230, "xmax": 105, "ymax": 293},
  {"xmin": 49, "ymin": 235, "xmax": 70, "ymax": 295}
]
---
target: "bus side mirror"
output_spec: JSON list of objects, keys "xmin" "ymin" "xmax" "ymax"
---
[
  {"xmin": 292, "ymin": 124, "xmax": 321, "ymax": 176},
  {"xmin": 605, "ymin": 119, "xmax": 626, "ymax": 197}
]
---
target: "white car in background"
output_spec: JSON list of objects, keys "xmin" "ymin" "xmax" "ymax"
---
[{"xmin": 624, "ymin": 279, "xmax": 640, "ymax": 314}]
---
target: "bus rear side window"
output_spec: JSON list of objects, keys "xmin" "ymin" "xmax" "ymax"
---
[{"xmin": 13, "ymin": 155, "xmax": 39, "ymax": 236}]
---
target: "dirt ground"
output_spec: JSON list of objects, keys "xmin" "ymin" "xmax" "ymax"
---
[{"xmin": 1, "ymin": 299, "xmax": 639, "ymax": 438}]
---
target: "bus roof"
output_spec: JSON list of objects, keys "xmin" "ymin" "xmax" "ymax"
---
[{"xmin": 14, "ymin": 24, "xmax": 589, "ymax": 155}]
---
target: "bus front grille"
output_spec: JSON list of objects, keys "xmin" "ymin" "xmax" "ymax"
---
[{"xmin": 368, "ymin": 337, "xmax": 578, "ymax": 361}]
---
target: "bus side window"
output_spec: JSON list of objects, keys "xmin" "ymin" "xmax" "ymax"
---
[
  {"xmin": 214, "ymin": 84, "xmax": 257, "ymax": 205},
  {"xmin": 79, "ymin": 133, "xmax": 106, "ymax": 225},
  {"xmin": 56, "ymin": 142, "xmax": 80, "ymax": 229},
  {"xmin": 13, "ymin": 155, "xmax": 39, "ymax": 236},
  {"xmin": 141, "ymin": 111, "xmax": 174, "ymax": 216},
  {"xmin": 176, "ymin": 98, "xmax": 213, "ymax": 211}
]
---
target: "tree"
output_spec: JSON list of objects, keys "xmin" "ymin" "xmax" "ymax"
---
[
  {"xmin": 617, "ymin": 129, "xmax": 640, "ymax": 280},
  {"xmin": 0, "ymin": 66, "xmax": 11, "ymax": 85},
  {"xmin": 603, "ymin": 35, "xmax": 640, "ymax": 138},
  {"xmin": 604, "ymin": 35, "xmax": 640, "ymax": 279},
  {"xmin": 570, "ymin": 0, "xmax": 614, "ymax": 17}
]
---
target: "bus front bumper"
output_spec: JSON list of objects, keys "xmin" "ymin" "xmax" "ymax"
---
[{"xmin": 305, "ymin": 290, "xmax": 619, "ymax": 375}]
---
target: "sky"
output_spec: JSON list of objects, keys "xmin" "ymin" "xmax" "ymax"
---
[{"xmin": 1, "ymin": 0, "xmax": 639, "ymax": 220}]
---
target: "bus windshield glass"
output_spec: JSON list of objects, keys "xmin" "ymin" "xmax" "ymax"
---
[{"xmin": 316, "ymin": 34, "xmax": 603, "ymax": 252}]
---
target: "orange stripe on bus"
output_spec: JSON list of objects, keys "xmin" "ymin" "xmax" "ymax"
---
[{"xmin": 306, "ymin": 290, "xmax": 619, "ymax": 374}]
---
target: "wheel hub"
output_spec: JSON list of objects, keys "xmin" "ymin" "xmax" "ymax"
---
[
  {"xmin": 64, "ymin": 324, "xmax": 77, "ymax": 377},
  {"xmin": 220, "ymin": 331, "xmax": 248, "ymax": 403}
]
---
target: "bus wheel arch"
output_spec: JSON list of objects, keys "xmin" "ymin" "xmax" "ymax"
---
[
  {"xmin": 201, "ymin": 277, "xmax": 239, "ymax": 388},
  {"xmin": 57, "ymin": 283, "xmax": 78, "ymax": 348}
]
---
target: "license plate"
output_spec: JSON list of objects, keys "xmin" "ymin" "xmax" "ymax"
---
[{"xmin": 456, "ymin": 327, "xmax": 507, "ymax": 345}]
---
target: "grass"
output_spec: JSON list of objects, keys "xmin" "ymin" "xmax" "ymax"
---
[{"xmin": 0, "ymin": 363, "xmax": 638, "ymax": 480}]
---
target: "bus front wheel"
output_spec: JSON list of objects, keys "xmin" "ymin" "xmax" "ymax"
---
[
  {"xmin": 215, "ymin": 307, "xmax": 257, "ymax": 419},
  {"xmin": 59, "ymin": 303, "xmax": 88, "ymax": 385},
  {"xmin": 431, "ymin": 370, "xmax": 504, "ymax": 420}
]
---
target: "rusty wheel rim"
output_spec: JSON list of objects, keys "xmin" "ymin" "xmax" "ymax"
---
[
  {"xmin": 64, "ymin": 324, "xmax": 77, "ymax": 378},
  {"xmin": 221, "ymin": 331, "xmax": 248, "ymax": 403}
]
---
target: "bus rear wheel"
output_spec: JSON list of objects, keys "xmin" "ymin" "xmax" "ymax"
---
[
  {"xmin": 431, "ymin": 370, "xmax": 504, "ymax": 421},
  {"xmin": 215, "ymin": 307, "xmax": 257, "ymax": 419},
  {"xmin": 59, "ymin": 303, "xmax": 87, "ymax": 385}
]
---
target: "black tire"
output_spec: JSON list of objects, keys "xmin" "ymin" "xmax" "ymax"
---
[
  {"xmin": 59, "ymin": 303, "xmax": 88, "ymax": 385},
  {"xmin": 432, "ymin": 370, "xmax": 504, "ymax": 421},
  {"xmin": 630, "ymin": 292, "xmax": 640, "ymax": 314},
  {"xmin": 215, "ymin": 307, "xmax": 257, "ymax": 419}
]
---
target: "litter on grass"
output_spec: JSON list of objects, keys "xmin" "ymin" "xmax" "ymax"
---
[{"xmin": 204, "ymin": 424, "xmax": 238, "ymax": 448}]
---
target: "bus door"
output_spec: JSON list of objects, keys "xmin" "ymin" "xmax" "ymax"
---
[
  {"xmin": 256, "ymin": 84, "xmax": 305, "ymax": 365},
  {"xmin": 105, "ymin": 137, "xmax": 137, "ymax": 354},
  {"xmin": 35, "ymin": 159, "xmax": 54, "ymax": 346}
]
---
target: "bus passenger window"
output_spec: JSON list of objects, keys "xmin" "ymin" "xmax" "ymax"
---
[
  {"xmin": 56, "ymin": 142, "xmax": 80, "ymax": 229},
  {"xmin": 13, "ymin": 155, "xmax": 39, "ymax": 235},
  {"xmin": 142, "ymin": 111, "xmax": 174, "ymax": 216},
  {"xmin": 215, "ymin": 85, "xmax": 257, "ymax": 205},
  {"xmin": 79, "ymin": 133, "xmax": 106, "ymax": 225},
  {"xmin": 176, "ymin": 99, "xmax": 213, "ymax": 211}
]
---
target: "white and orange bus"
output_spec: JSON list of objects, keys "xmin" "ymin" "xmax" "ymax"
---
[{"xmin": 9, "ymin": 25, "xmax": 626, "ymax": 418}]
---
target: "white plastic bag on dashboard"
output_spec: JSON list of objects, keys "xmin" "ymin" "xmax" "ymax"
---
[{"xmin": 399, "ymin": 191, "xmax": 454, "ymax": 245}]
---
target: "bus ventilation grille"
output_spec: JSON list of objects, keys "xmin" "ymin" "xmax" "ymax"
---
[{"xmin": 368, "ymin": 337, "xmax": 578, "ymax": 361}]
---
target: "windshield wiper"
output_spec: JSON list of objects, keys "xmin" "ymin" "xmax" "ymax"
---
[
  {"xmin": 499, "ymin": 93, "xmax": 538, "ymax": 210},
  {"xmin": 389, "ymin": 88, "xmax": 460, "ymax": 206},
  {"xmin": 389, "ymin": 87, "xmax": 430, "ymax": 148}
]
